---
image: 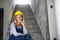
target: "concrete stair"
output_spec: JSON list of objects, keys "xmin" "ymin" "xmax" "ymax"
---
[{"xmin": 14, "ymin": 5, "xmax": 43, "ymax": 40}]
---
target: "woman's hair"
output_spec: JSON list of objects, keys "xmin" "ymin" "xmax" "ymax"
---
[
  {"xmin": 14, "ymin": 15, "xmax": 24, "ymax": 23},
  {"xmin": 10, "ymin": 10, "xmax": 24, "ymax": 26},
  {"xmin": 13, "ymin": 10, "xmax": 24, "ymax": 22}
]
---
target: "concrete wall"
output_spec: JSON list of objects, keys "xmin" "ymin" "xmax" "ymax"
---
[
  {"xmin": 0, "ymin": 0, "xmax": 14, "ymax": 40},
  {"xmin": 30, "ymin": 0, "xmax": 38, "ymax": 13},
  {"xmin": 3, "ymin": 0, "xmax": 13, "ymax": 40},
  {"xmin": 30, "ymin": 0, "xmax": 57, "ymax": 40},
  {"xmin": 47, "ymin": 0, "xmax": 57, "ymax": 40},
  {"xmin": 54, "ymin": 0, "xmax": 60, "ymax": 40},
  {"xmin": 30, "ymin": 0, "xmax": 49, "ymax": 40}
]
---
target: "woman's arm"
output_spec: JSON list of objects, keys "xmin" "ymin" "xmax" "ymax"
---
[
  {"xmin": 20, "ymin": 20, "xmax": 28, "ymax": 35},
  {"xmin": 10, "ymin": 22, "xmax": 24, "ymax": 36},
  {"xmin": 22, "ymin": 21, "xmax": 28, "ymax": 34},
  {"xmin": 23, "ymin": 26, "xmax": 28, "ymax": 34}
]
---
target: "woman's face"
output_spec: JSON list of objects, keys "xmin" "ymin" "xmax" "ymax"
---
[{"xmin": 15, "ymin": 15, "xmax": 23, "ymax": 23}]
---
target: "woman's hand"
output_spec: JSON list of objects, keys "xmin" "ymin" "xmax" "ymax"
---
[
  {"xmin": 16, "ymin": 20, "xmax": 24, "ymax": 27},
  {"xmin": 20, "ymin": 21, "xmax": 24, "ymax": 27}
]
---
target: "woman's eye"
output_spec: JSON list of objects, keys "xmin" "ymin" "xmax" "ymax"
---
[{"xmin": 17, "ymin": 17, "xmax": 20, "ymax": 18}]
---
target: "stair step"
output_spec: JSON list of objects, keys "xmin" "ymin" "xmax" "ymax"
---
[
  {"xmin": 24, "ymin": 11, "xmax": 33, "ymax": 16},
  {"xmin": 24, "ymin": 18, "xmax": 34, "ymax": 20},
  {"xmin": 32, "ymin": 38, "xmax": 43, "ymax": 40},
  {"xmin": 25, "ymin": 25, "xmax": 39, "ymax": 28},
  {"xmin": 24, "ymin": 16, "xmax": 34, "ymax": 19}
]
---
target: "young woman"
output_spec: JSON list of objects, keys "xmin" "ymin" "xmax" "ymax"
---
[{"xmin": 9, "ymin": 10, "xmax": 31, "ymax": 40}]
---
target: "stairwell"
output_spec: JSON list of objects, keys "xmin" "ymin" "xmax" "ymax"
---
[{"xmin": 13, "ymin": 5, "xmax": 43, "ymax": 40}]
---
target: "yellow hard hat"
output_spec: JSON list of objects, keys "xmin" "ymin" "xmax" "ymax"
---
[{"xmin": 14, "ymin": 10, "xmax": 24, "ymax": 17}]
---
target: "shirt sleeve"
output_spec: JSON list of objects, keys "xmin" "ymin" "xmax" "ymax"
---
[
  {"xmin": 10, "ymin": 22, "xmax": 23, "ymax": 36},
  {"xmin": 23, "ymin": 26, "xmax": 28, "ymax": 34},
  {"xmin": 23, "ymin": 20, "xmax": 28, "ymax": 34}
]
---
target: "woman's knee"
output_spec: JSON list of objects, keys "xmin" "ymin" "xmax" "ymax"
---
[{"xmin": 24, "ymin": 34, "xmax": 31, "ymax": 40}]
